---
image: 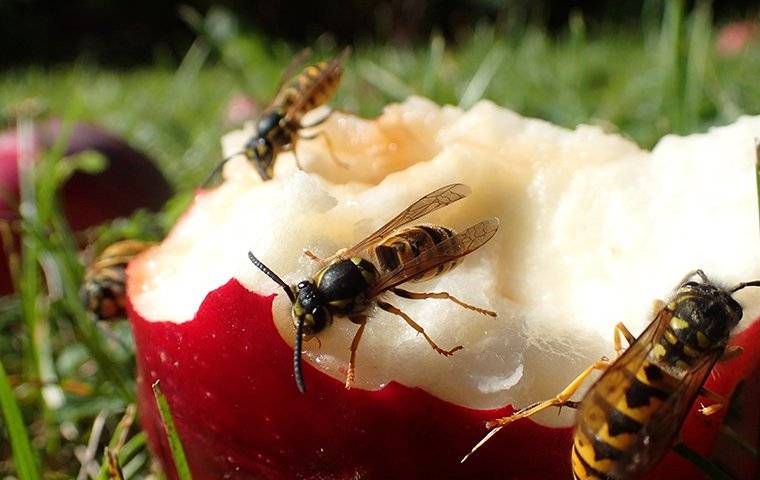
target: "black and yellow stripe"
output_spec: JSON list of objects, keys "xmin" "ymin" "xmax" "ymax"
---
[
  {"xmin": 572, "ymin": 290, "xmax": 728, "ymax": 479},
  {"xmin": 277, "ymin": 60, "xmax": 342, "ymax": 119},
  {"xmin": 373, "ymin": 225, "xmax": 461, "ymax": 282},
  {"xmin": 573, "ymin": 359, "xmax": 678, "ymax": 479}
]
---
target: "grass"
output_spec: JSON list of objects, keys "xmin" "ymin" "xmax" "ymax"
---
[{"xmin": 1, "ymin": 2, "xmax": 760, "ymax": 478}]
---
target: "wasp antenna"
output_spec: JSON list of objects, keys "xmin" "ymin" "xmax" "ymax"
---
[
  {"xmin": 247, "ymin": 251, "xmax": 296, "ymax": 302},
  {"xmin": 202, "ymin": 151, "xmax": 244, "ymax": 188},
  {"xmin": 293, "ymin": 317, "xmax": 307, "ymax": 394},
  {"xmin": 730, "ymin": 280, "xmax": 760, "ymax": 293}
]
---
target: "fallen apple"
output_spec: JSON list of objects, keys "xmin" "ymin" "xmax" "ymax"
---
[
  {"xmin": 128, "ymin": 98, "xmax": 760, "ymax": 479},
  {"xmin": 0, "ymin": 119, "xmax": 173, "ymax": 293}
]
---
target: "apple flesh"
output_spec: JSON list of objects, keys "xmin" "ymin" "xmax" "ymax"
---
[
  {"xmin": 0, "ymin": 119, "xmax": 172, "ymax": 293},
  {"xmin": 128, "ymin": 98, "xmax": 760, "ymax": 479}
]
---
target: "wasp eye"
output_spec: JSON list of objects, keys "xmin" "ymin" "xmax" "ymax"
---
[{"xmin": 312, "ymin": 306, "xmax": 331, "ymax": 332}]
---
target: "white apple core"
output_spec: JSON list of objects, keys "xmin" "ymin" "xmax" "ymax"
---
[{"xmin": 130, "ymin": 97, "xmax": 760, "ymax": 427}]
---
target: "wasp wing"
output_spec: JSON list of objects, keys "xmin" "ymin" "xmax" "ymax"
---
[
  {"xmin": 282, "ymin": 46, "xmax": 351, "ymax": 122},
  {"xmin": 368, "ymin": 218, "xmax": 499, "ymax": 296},
  {"xmin": 612, "ymin": 350, "xmax": 721, "ymax": 478},
  {"xmin": 575, "ymin": 305, "xmax": 721, "ymax": 478},
  {"xmin": 342, "ymin": 183, "xmax": 472, "ymax": 260},
  {"xmin": 267, "ymin": 47, "xmax": 314, "ymax": 111},
  {"xmin": 572, "ymin": 311, "xmax": 672, "ymax": 474}
]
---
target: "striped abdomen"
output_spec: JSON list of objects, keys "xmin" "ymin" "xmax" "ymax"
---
[
  {"xmin": 276, "ymin": 61, "xmax": 344, "ymax": 120},
  {"xmin": 373, "ymin": 225, "xmax": 461, "ymax": 283},
  {"xmin": 571, "ymin": 356, "xmax": 680, "ymax": 480},
  {"xmin": 571, "ymin": 291, "xmax": 730, "ymax": 480}
]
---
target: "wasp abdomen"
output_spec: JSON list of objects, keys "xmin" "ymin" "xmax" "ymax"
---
[
  {"xmin": 374, "ymin": 225, "xmax": 461, "ymax": 283},
  {"xmin": 572, "ymin": 360, "xmax": 680, "ymax": 479},
  {"xmin": 280, "ymin": 61, "xmax": 343, "ymax": 119}
]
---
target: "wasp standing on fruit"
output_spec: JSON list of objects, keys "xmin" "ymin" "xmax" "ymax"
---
[
  {"xmin": 204, "ymin": 47, "xmax": 351, "ymax": 184},
  {"xmin": 248, "ymin": 183, "xmax": 500, "ymax": 394},
  {"xmin": 81, "ymin": 240, "xmax": 154, "ymax": 320},
  {"xmin": 462, "ymin": 270, "xmax": 758, "ymax": 479}
]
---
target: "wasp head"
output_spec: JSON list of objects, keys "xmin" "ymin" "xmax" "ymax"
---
[
  {"xmin": 293, "ymin": 280, "xmax": 332, "ymax": 336},
  {"xmin": 675, "ymin": 271, "xmax": 746, "ymax": 349}
]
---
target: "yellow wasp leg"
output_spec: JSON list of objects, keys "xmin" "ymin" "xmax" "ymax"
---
[
  {"xmin": 486, "ymin": 359, "xmax": 611, "ymax": 429},
  {"xmin": 614, "ymin": 321, "xmax": 637, "ymax": 357},
  {"xmin": 696, "ymin": 346, "xmax": 743, "ymax": 415},
  {"xmin": 300, "ymin": 131, "xmax": 347, "ymax": 169},
  {"xmin": 376, "ymin": 300, "xmax": 463, "ymax": 356},
  {"xmin": 299, "ymin": 112, "xmax": 348, "ymax": 170},
  {"xmin": 391, "ymin": 287, "xmax": 497, "ymax": 317},
  {"xmin": 303, "ymin": 250, "xmax": 322, "ymax": 262},
  {"xmin": 461, "ymin": 358, "xmax": 611, "ymax": 463},
  {"xmin": 720, "ymin": 345, "xmax": 743, "ymax": 362},
  {"xmin": 345, "ymin": 315, "xmax": 367, "ymax": 390}
]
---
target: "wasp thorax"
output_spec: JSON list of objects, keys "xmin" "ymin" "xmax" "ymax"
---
[
  {"xmin": 675, "ymin": 283, "xmax": 743, "ymax": 346},
  {"xmin": 256, "ymin": 111, "xmax": 282, "ymax": 136}
]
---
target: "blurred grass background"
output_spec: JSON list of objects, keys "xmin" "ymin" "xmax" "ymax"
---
[{"xmin": 1, "ymin": 0, "xmax": 760, "ymax": 478}]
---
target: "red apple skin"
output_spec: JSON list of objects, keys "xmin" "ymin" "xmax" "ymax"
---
[
  {"xmin": 129, "ymin": 277, "xmax": 760, "ymax": 480},
  {"xmin": 0, "ymin": 120, "xmax": 172, "ymax": 293}
]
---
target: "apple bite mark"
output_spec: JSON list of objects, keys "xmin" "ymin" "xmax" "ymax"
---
[
  {"xmin": 132, "ymin": 98, "xmax": 760, "ymax": 416},
  {"xmin": 248, "ymin": 183, "xmax": 499, "ymax": 393}
]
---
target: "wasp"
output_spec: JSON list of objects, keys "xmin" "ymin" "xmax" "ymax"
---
[
  {"xmin": 248, "ymin": 183, "xmax": 500, "ymax": 393},
  {"xmin": 205, "ymin": 47, "xmax": 351, "ymax": 184},
  {"xmin": 81, "ymin": 239, "xmax": 154, "ymax": 320},
  {"xmin": 462, "ymin": 270, "xmax": 758, "ymax": 478}
]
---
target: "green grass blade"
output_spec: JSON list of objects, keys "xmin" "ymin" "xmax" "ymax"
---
[
  {"xmin": 358, "ymin": 60, "xmax": 415, "ymax": 101},
  {"xmin": 152, "ymin": 380, "xmax": 192, "ymax": 480},
  {"xmin": 0, "ymin": 357, "xmax": 41, "ymax": 480},
  {"xmin": 458, "ymin": 44, "xmax": 506, "ymax": 109}
]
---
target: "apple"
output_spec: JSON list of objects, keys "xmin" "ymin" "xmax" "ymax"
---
[
  {"xmin": 0, "ymin": 119, "xmax": 172, "ymax": 293},
  {"xmin": 128, "ymin": 98, "xmax": 760, "ymax": 479}
]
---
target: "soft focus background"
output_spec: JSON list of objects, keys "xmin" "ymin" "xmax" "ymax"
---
[{"xmin": 1, "ymin": 0, "xmax": 759, "ymax": 478}]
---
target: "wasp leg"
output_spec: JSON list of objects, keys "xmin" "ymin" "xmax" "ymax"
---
[
  {"xmin": 376, "ymin": 300, "xmax": 463, "ymax": 356},
  {"xmin": 720, "ymin": 345, "xmax": 743, "ymax": 362},
  {"xmin": 345, "ymin": 315, "xmax": 368, "ymax": 390},
  {"xmin": 391, "ymin": 288, "xmax": 497, "ymax": 317},
  {"xmin": 613, "ymin": 321, "xmax": 636, "ymax": 357},
  {"xmin": 462, "ymin": 359, "xmax": 610, "ymax": 463},
  {"xmin": 697, "ymin": 387, "xmax": 727, "ymax": 416},
  {"xmin": 299, "ymin": 129, "xmax": 348, "ymax": 169},
  {"xmin": 303, "ymin": 250, "xmax": 322, "ymax": 262},
  {"xmin": 279, "ymin": 144, "xmax": 304, "ymax": 172},
  {"xmin": 485, "ymin": 359, "xmax": 610, "ymax": 429}
]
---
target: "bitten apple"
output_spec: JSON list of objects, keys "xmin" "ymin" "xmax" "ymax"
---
[{"xmin": 129, "ymin": 98, "xmax": 760, "ymax": 479}]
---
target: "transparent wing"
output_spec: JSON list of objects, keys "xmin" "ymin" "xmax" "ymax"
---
[
  {"xmin": 266, "ymin": 47, "xmax": 313, "ymax": 111},
  {"xmin": 578, "ymin": 310, "xmax": 671, "ymax": 416},
  {"xmin": 283, "ymin": 46, "xmax": 351, "ymax": 121},
  {"xmin": 612, "ymin": 351, "xmax": 720, "ymax": 477},
  {"xmin": 343, "ymin": 183, "xmax": 472, "ymax": 259},
  {"xmin": 368, "ymin": 218, "xmax": 499, "ymax": 296},
  {"xmin": 575, "ymin": 307, "xmax": 720, "ymax": 478}
]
